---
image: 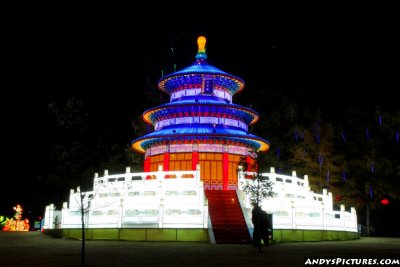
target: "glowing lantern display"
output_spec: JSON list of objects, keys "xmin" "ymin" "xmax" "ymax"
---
[{"xmin": 2, "ymin": 204, "xmax": 30, "ymax": 231}]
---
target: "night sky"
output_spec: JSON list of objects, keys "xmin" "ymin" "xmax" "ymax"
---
[{"xmin": 2, "ymin": 9, "xmax": 399, "ymax": 224}]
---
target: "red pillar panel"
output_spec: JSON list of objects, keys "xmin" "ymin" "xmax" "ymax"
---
[
  {"xmin": 223, "ymin": 152, "xmax": 229, "ymax": 190},
  {"xmin": 246, "ymin": 155, "xmax": 251, "ymax": 171},
  {"xmin": 192, "ymin": 151, "xmax": 199, "ymax": 170},
  {"xmin": 144, "ymin": 156, "xmax": 151, "ymax": 172},
  {"xmin": 163, "ymin": 152, "xmax": 170, "ymax": 171}
]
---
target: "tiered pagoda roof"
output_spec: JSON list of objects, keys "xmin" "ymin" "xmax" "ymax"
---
[{"xmin": 132, "ymin": 36, "xmax": 269, "ymax": 154}]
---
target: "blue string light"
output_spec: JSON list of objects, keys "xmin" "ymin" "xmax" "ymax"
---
[
  {"xmin": 369, "ymin": 185, "xmax": 373, "ymax": 199},
  {"xmin": 341, "ymin": 131, "xmax": 347, "ymax": 142},
  {"xmin": 317, "ymin": 153, "xmax": 324, "ymax": 166}
]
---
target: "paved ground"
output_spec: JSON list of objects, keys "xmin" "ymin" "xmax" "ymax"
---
[{"xmin": 0, "ymin": 232, "xmax": 399, "ymax": 267}]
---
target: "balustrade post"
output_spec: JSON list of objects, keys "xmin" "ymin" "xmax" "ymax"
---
[
  {"xmin": 157, "ymin": 165, "xmax": 163, "ymax": 181},
  {"xmin": 351, "ymin": 207, "xmax": 357, "ymax": 229},
  {"xmin": 117, "ymin": 199, "xmax": 123, "ymax": 229},
  {"xmin": 237, "ymin": 165, "xmax": 243, "ymax": 190},
  {"xmin": 304, "ymin": 175, "xmax": 309, "ymax": 189},
  {"xmin": 340, "ymin": 204, "xmax": 345, "ymax": 229},
  {"xmin": 291, "ymin": 201, "xmax": 296, "ymax": 230},
  {"xmin": 196, "ymin": 164, "xmax": 201, "ymax": 184},
  {"xmin": 328, "ymin": 192, "xmax": 333, "ymax": 211},
  {"xmin": 159, "ymin": 199, "xmax": 164, "ymax": 228}
]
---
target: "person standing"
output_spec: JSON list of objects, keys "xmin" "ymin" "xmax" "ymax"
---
[
  {"xmin": 251, "ymin": 204, "xmax": 262, "ymax": 247},
  {"xmin": 252, "ymin": 204, "xmax": 271, "ymax": 247},
  {"xmin": 260, "ymin": 209, "xmax": 271, "ymax": 246}
]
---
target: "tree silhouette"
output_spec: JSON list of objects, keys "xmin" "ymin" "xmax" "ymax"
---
[{"xmin": 47, "ymin": 98, "xmax": 132, "ymax": 206}]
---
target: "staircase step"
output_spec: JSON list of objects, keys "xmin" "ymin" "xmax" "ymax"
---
[{"xmin": 205, "ymin": 190, "xmax": 251, "ymax": 244}]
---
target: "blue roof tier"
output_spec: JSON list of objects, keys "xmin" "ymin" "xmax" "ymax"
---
[
  {"xmin": 132, "ymin": 36, "xmax": 270, "ymax": 156},
  {"xmin": 143, "ymin": 96, "xmax": 259, "ymax": 125},
  {"xmin": 158, "ymin": 60, "xmax": 245, "ymax": 95},
  {"xmin": 131, "ymin": 125, "xmax": 269, "ymax": 153}
]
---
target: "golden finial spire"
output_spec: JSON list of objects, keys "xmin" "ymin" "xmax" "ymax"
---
[
  {"xmin": 196, "ymin": 36, "xmax": 207, "ymax": 60},
  {"xmin": 197, "ymin": 36, "xmax": 206, "ymax": 53}
]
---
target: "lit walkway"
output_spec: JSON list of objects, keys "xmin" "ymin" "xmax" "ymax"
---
[{"xmin": 0, "ymin": 232, "xmax": 399, "ymax": 267}]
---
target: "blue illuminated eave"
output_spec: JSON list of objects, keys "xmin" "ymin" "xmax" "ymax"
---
[
  {"xmin": 131, "ymin": 125, "xmax": 270, "ymax": 153},
  {"xmin": 143, "ymin": 98, "xmax": 259, "ymax": 125},
  {"xmin": 158, "ymin": 60, "xmax": 245, "ymax": 95}
]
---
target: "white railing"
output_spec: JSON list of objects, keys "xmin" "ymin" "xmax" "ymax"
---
[
  {"xmin": 43, "ymin": 204, "xmax": 62, "ymax": 230},
  {"xmin": 44, "ymin": 165, "xmax": 208, "ymax": 230},
  {"xmin": 44, "ymin": 165, "xmax": 357, "ymax": 234},
  {"xmin": 237, "ymin": 167, "xmax": 358, "ymax": 233}
]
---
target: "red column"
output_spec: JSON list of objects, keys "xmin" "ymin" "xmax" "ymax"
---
[
  {"xmin": 144, "ymin": 156, "xmax": 151, "ymax": 172},
  {"xmin": 164, "ymin": 152, "xmax": 170, "ymax": 171},
  {"xmin": 246, "ymin": 155, "xmax": 252, "ymax": 171},
  {"xmin": 192, "ymin": 151, "xmax": 199, "ymax": 170},
  {"xmin": 223, "ymin": 152, "xmax": 229, "ymax": 190}
]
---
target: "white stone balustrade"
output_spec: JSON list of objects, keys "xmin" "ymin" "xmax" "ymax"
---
[
  {"xmin": 44, "ymin": 165, "xmax": 357, "ymax": 234},
  {"xmin": 238, "ymin": 167, "xmax": 358, "ymax": 233},
  {"xmin": 44, "ymin": 165, "xmax": 208, "ymax": 230}
]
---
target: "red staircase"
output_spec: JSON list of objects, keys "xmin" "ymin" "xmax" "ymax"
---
[{"xmin": 205, "ymin": 190, "xmax": 251, "ymax": 244}]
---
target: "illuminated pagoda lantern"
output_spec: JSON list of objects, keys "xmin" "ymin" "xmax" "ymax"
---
[
  {"xmin": 132, "ymin": 36, "xmax": 269, "ymax": 190},
  {"xmin": 43, "ymin": 36, "xmax": 358, "ymax": 242}
]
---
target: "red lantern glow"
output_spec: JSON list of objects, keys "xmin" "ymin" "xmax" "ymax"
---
[{"xmin": 381, "ymin": 198, "xmax": 389, "ymax": 205}]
